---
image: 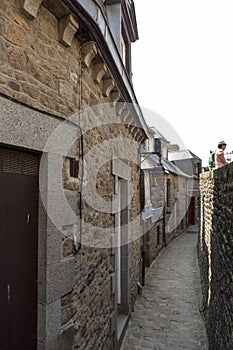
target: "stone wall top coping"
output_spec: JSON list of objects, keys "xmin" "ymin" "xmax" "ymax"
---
[
  {"xmin": 200, "ymin": 171, "xmax": 214, "ymax": 181},
  {"xmin": 201, "ymin": 162, "xmax": 233, "ymax": 181}
]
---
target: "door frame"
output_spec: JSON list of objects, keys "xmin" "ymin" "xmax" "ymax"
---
[{"xmin": 111, "ymin": 157, "xmax": 131, "ymax": 346}]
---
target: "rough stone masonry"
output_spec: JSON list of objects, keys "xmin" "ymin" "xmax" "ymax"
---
[
  {"xmin": 0, "ymin": 0, "xmax": 146, "ymax": 349},
  {"xmin": 198, "ymin": 162, "xmax": 233, "ymax": 350}
]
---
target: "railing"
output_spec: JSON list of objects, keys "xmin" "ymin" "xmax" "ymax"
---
[{"xmin": 225, "ymin": 151, "xmax": 233, "ymax": 162}]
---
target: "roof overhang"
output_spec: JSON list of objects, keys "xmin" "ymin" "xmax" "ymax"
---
[{"xmin": 66, "ymin": 0, "xmax": 148, "ymax": 138}]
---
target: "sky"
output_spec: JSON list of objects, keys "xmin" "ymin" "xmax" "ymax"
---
[{"xmin": 132, "ymin": 0, "xmax": 233, "ymax": 166}]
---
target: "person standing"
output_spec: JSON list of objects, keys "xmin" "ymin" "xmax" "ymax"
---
[{"xmin": 215, "ymin": 141, "xmax": 228, "ymax": 168}]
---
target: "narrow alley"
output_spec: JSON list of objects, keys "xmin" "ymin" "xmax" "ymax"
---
[{"xmin": 122, "ymin": 226, "xmax": 208, "ymax": 350}]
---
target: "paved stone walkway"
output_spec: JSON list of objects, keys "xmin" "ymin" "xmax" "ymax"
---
[{"xmin": 121, "ymin": 226, "xmax": 208, "ymax": 350}]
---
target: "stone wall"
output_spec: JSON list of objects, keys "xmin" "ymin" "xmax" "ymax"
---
[
  {"xmin": 198, "ymin": 162, "xmax": 233, "ymax": 350},
  {"xmin": 150, "ymin": 173, "xmax": 164, "ymax": 209},
  {"xmin": 144, "ymin": 172, "xmax": 165, "ymax": 266},
  {"xmin": 0, "ymin": 1, "xmax": 146, "ymax": 349},
  {"xmin": 145, "ymin": 171, "xmax": 189, "ymax": 267},
  {"xmin": 144, "ymin": 220, "xmax": 164, "ymax": 267},
  {"xmin": 0, "ymin": 0, "xmax": 81, "ymax": 116},
  {"xmin": 165, "ymin": 173, "xmax": 188, "ymax": 242}
]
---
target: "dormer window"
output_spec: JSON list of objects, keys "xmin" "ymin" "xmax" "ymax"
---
[
  {"xmin": 105, "ymin": 0, "xmax": 138, "ymax": 81},
  {"xmin": 122, "ymin": 0, "xmax": 138, "ymax": 80},
  {"xmin": 121, "ymin": 35, "xmax": 127, "ymax": 67}
]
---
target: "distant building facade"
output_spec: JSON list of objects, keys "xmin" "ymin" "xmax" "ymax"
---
[
  {"xmin": 169, "ymin": 149, "xmax": 202, "ymax": 225},
  {"xmin": 141, "ymin": 128, "xmax": 190, "ymax": 267}
]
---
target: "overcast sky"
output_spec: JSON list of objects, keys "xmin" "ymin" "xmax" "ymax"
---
[{"xmin": 132, "ymin": 0, "xmax": 233, "ymax": 166}]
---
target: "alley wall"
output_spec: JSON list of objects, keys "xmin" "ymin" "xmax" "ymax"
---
[{"xmin": 198, "ymin": 162, "xmax": 233, "ymax": 350}]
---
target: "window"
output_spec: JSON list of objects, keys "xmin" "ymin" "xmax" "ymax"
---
[
  {"xmin": 70, "ymin": 159, "xmax": 79, "ymax": 178},
  {"xmin": 144, "ymin": 171, "xmax": 151, "ymax": 205},
  {"xmin": 121, "ymin": 27, "xmax": 131, "ymax": 78},
  {"xmin": 121, "ymin": 36, "xmax": 126, "ymax": 67}
]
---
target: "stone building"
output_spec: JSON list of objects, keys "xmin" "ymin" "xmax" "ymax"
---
[
  {"xmin": 140, "ymin": 127, "xmax": 166, "ymax": 268},
  {"xmin": 141, "ymin": 127, "xmax": 190, "ymax": 267},
  {"xmin": 168, "ymin": 149, "xmax": 202, "ymax": 225},
  {"xmin": 0, "ymin": 0, "xmax": 148, "ymax": 349}
]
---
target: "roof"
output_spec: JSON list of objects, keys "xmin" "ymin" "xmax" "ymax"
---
[
  {"xmin": 140, "ymin": 154, "xmax": 190, "ymax": 178},
  {"xmin": 149, "ymin": 126, "xmax": 170, "ymax": 144},
  {"xmin": 168, "ymin": 149, "xmax": 201, "ymax": 161},
  {"xmin": 140, "ymin": 153, "xmax": 160, "ymax": 170},
  {"xmin": 162, "ymin": 158, "xmax": 190, "ymax": 177}
]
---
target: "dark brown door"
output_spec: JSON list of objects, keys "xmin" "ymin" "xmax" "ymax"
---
[
  {"xmin": 188, "ymin": 196, "xmax": 196, "ymax": 225},
  {"xmin": 0, "ymin": 148, "xmax": 38, "ymax": 350}
]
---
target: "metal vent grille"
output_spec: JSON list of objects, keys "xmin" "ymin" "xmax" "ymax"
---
[
  {"xmin": 3, "ymin": 150, "xmax": 21, "ymax": 174},
  {"xmin": 70, "ymin": 159, "xmax": 79, "ymax": 178},
  {"xmin": 22, "ymin": 155, "xmax": 38, "ymax": 176},
  {"xmin": 2, "ymin": 149, "xmax": 38, "ymax": 176}
]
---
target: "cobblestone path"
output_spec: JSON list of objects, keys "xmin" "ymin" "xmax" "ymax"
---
[{"xmin": 121, "ymin": 226, "xmax": 208, "ymax": 350}]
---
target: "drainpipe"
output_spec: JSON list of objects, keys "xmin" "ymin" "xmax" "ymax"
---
[
  {"xmin": 138, "ymin": 143, "xmax": 146, "ymax": 287},
  {"xmin": 141, "ymin": 213, "xmax": 146, "ymax": 287},
  {"xmin": 73, "ymin": 41, "xmax": 98, "ymax": 253},
  {"xmin": 139, "ymin": 160, "xmax": 146, "ymax": 287}
]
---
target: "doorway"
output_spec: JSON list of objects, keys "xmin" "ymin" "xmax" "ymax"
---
[
  {"xmin": 188, "ymin": 196, "xmax": 196, "ymax": 225},
  {"xmin": 115, "ymin": 177, "xmax": 130, "ymax": 347},
  {"xmin": 116, "ymin": 178, "xmax": 129, "ymax": 314},
  {"xmin": 0, "ymin": 147, "xmax": 39, "ymax": 350}
]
